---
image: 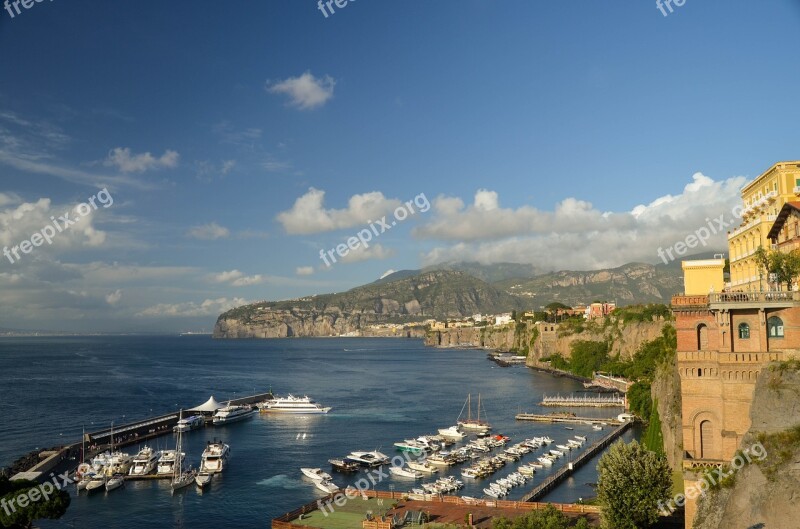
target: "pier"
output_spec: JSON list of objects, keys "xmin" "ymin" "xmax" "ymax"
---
[
  {"xmin": 540, "ymin": 393, "xmax": 625, "ymax": 408},
  {"xmin": 520, "ymin": 420, "xmax": 632, "ymax": 502},
  {"xmin": 514, "ymin": 413, "xmax": 623, "ymax": 425},
  {"xmin": 9, "ymin": 391, "xmax": 272, "ymax": 483}
]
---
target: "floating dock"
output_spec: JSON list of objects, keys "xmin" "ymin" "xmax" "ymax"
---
[
  {"xmin": 539, "ymin": 393, "xmax": 625, "ymax": 408},
  {"xmin": 514, "ymin": 413, "xmax": 623, "ymax": 425},
  {"xmin": 520, "ymin": 420, "xmax": 633, "ymax": 502}
]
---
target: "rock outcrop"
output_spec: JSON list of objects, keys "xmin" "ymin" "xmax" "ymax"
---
[
  {"xmin": 651, "ymin": 354, "xmax": 683, "ymax": 469},
  {"xmin": 692, "ymin": 363, "xmax": 800, "ymax": 529}
]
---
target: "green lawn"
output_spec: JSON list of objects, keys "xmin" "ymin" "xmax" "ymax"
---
[
  {"xmin": 672, "ymin": 470, "xmax": 684, "ymax": 496},
  {"xmin": 290, "ymin": 498, "xmax": 395, "ymax": 529}
]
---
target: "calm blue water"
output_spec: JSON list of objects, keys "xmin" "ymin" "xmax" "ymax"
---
[{"xmin": 0, "ymin": 336, "xmax": 638, "ymax": 528}]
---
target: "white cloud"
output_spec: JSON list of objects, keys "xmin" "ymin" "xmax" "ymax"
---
[
  {"xmin": 296, "ymin": 266, "xmax": 315, "ymax": 276},
  {"xmin": 105, "ymin": 289, "xmax": 123, "ymax": 305},
  {"xmin": 104, "ymin": 147, "xmax": 179, "ymax": 173},
  {"xmin": 340, "ymin": 243, "xmax": 394, "ymax": 264},
  {"xmin": 212, "ymin": 269, "xmax": 264, "ymax": 287},
  {"xmin": 267, "ymin": 71, "xmax": 336, "ymax": 110},
  {"xmin": 277, "ymin": 188, "xmax": 401, "ymax": 234},
  {"xmin": 187, "ymin": 222, "xmax": 230, "ymax": 240},
  {"xmin": 380, "ymin": 269, "xmax": 396, "ymax": 279},
  {"xmin": 0, "ymin": 197, "xmax": 109, "ymax": 251},
  {"xmin": 417, "ymin": 172, "xmax": 747, "ymax": 270},
  {"xmin": 137, "ymin": 297, "xmax": 248, "ymax": 317},
  {"xmin": 0, "ymin": 192, "xmax": 21, "ymax": 207},
  {"xmin": 221, "ymin": 160, "xmax": 236, "ymax": 175}
]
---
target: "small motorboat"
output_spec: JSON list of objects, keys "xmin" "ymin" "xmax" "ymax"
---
[
  {"xmin": 389, "ymin": 466, "xmax": 423, "ymax": 479},
  {"xmin": 315, "ymin": 480, "xmax": 340, "ymax": 494},
  {"xmin": 575, "ymin": 435, "xmax": 588, "ymax": 441},
  {"xmin": 105, "ymin": 474, "xmax": 124, "ymax": 492},
  {"xmin": 85, "ymin": 475, "xmax": 106, "ymax": 493},
  {"xmin": 329, "ymin": 459, "xmax": 360, "ymax": 473},
  {"xmin": 301, "ymin": 467, "xmax": 333, "ymax": 481},
  {"xmin": 408, "ymin": 460, "xmax": 439, "ymax": 474},
  {"xmin": 195, "ymin": 472, "xmax": 213, "ymax": 489},
  {"xmin": 564, "ymin": 426, "xmax": 574, "ymax": 430}
]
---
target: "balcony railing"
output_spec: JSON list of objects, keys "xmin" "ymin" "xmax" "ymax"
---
[{"xmin": 709, "ymin": 291, "xmax": 800, "ymax": 304}]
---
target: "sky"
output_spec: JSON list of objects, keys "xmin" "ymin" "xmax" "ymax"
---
[{"xmin": 1, "ymin": 0, "xmax": 799, "ymax": 332}]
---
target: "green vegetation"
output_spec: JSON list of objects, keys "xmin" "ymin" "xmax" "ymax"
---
[
  {"xmin": 626, "ymin": 382, "xmax": 652, "ymax": 420},
  {"xmin": 755, "ymin": 424, "xmax": 800, "ymax": 480},
  {"xmin": 612, "ymin": 304, "xmax": 672, "ymax": 324},
  {"xmin": 0, "ymin": 477, "xmax": 70, "ymax": 529},
  {"xmin": 492, "ymin": 504, "xmax": 590, "ymax": 529},
  {"xmin": 754, "ymin": 245, "xmax": 800, "ymax": 290},
  {"xmin": 596, "ymin": 440, "xmax": 672, "ymax": 529},
  {"xmin": 642, "ymin": 399, "xmax": 665, "ymax": 455}
]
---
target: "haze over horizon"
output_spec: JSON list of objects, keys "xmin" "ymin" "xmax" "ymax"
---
[{"xmin": 2, "ymin": 1, "xmax": 799, "ymax": 332}]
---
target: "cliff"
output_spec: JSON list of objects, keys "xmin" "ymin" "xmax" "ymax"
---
[
  {"xmin": 425, "ymin": 318, "xmax": 666, "ymax": 362},
  {"xmin": 651, "ymin": 354, "xmax": 683, "ymax": 468},
  {"xmin": 693, "ymin": 362, "xmax": 800, "ymax": 529},
  {"xmin": 214, "ymin": 270, "xmax": 522, "ymax": 339}
]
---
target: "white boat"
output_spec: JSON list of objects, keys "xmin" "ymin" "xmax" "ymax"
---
[
  {"xmin": 537, "ymin": 457, "xmax": 553, "ymax": 466},
  {"xmin": 483, "ymin": 487, "xmax": 500, "ymax": 498},
  {"xmin": 128, "ymin": 447, "xmax": 159, "ymax": 476},
  {"xmin": 195, "ymin": 472, "xmax": 212, "ymax": 488},
  {"xmin": 457, "ymin": 394, "xmax": 492, "ymax": 432},
  {"xmin": 157, "ymin": 450, "xmax": 185, "ymax": 475},
  {"xmin": 407, "ymin": 460, "xmax": 438, "ymax": 474},
  {"xmin": 212, "ymin": 404, "xmax": 257, "ymax": 425},
  {"xmin": 461, "ymin": 468, "xmax": 482, "ymax": 479},
  {"xmin": 258, "ymin": 394, "xmax": 332, "ymax": 414},
  {"xmin": 105, "ymin": 474, "xmax": 124, "ymax": 492},
  {"xmin": 199, "ymin": 440, "xmax": 230, "ymax": 474},
  {"xmin": 593, "ymin": 425, "xmax": 603, "ymax": 431},
  {"xmin": 393, "ymin": 439, "xmax": 430, "ymax": 454},
  {"xmin": 301, "ymin": 467, "xmax": 333, "ymax": 481},
  {"xmin": 390, "ymin": 466, "xmax": 423, "ymax": 479},
  {"xmin": 171, "ymin": 410, "xmax": 197, "ymax": 492},
  {"xmin": 315, "ymin": 479, "xmax": 340, "ymax": 493},
  {"xmin": 556, "ymin": 444, "xmax": 572, "ymax": 451},
  {"xmin": 346, "ymin": 451, "xmax": 389, "ymax": 467},
  {"xmin": 85, "ymin": 475, "xmax": 106, "ymax": 493},
  {"xmin": 173, "ymin": 414, "xmax": 205, "ymax": 433},
  {"xmin": 575, "ymin": 435, "xmax": 587, "ymax": 441},
  {"xmin": 437, "ymin": 425, "xmax": 466, "ymax": 440}
]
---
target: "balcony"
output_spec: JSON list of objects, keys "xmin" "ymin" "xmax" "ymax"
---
[
  {"xmin": 709, "ymin": 290, "xmax": 800, "ymax": 309},
  {"xmin": 794, "ymin": 186, "xmax": 800, "ymax": 195}
]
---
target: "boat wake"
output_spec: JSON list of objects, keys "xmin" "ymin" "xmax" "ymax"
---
[{"xmin": 256, "ymin": 474, "xmax": 306, "ymax": 489}]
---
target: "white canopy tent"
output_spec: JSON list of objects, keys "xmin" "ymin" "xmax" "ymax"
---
[{"xmin": 189, "ymin": 396, "xmax": 225, "ymax": 413}]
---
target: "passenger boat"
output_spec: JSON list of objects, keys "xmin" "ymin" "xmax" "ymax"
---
[
  {"xmin": 258, "ymin": 394, "xmax": 331, "ymax": 414},
  {"xmin": 329, "ymin": 459, "xmax": 360, "ymax": 473},
  {"xmin": 346, "ymin": 451, "xmax": 389, "ymax": 467},
  {"xmin": 199, "ymin": 440, "xmax": 230, "ymax": 474},
  {"xmin": 212, "ymin": 404, "xmax": 256, "ymax": 425},
  {"xmin": 389, "ymin": 466, "xmax": 423, "ymax": 479},
  {"xmin": 457, "ymin": 394, "xmax": 492, "ymax": 432},
  {"xmin": 301, "ymin": 467, "xmax": 333, "ymax": 481},
  {"xmin": 128, "ymin": 447, "xmax": 159, "ymax": 476},
  {"xmin": 173, "ymin": 414, "xmax": 204, "ymax": 432}
]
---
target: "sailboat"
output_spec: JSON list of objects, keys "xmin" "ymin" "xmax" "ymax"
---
[
  {"xmin": 457, "ymin": 394, "xmax": 492, "ymax": 432},
  {"xmin": 171, "ymin": 410, "xmax": 196, "ymax": 492}
]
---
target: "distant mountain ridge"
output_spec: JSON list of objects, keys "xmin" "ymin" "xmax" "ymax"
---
[{"xmin": 213, "ymin": 258, "xmax": 694, "ymax": 338}]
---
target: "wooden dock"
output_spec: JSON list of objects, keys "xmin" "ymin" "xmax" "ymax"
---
[
  {"xmin": 520, "ymin": 420, "xmax": 632, "ymax": 502},
  {"xmin": 515, "ymin": 413, "xmax": 622, "ymax": 425}
]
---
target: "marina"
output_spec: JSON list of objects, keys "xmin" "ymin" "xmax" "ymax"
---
[
  {"xmin": 514, "ymin": 412, "xmax": 626, "ymax": 425},
  {"xmin": 539, "ymin": 393, "xmax": 626, "ymax": 408},
  {"xmin": 1, "ymin": 336, "xmax": 641, "ymax": 528}
]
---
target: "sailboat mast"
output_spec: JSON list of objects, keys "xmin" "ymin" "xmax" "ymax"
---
[{"xmin": 477, "ymin": 394, "xmax": 481, "ymax": 423}]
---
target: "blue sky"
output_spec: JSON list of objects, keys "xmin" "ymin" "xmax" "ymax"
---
[{"xmin": 1, "ymin": 0, "xmax": 799, "ymax": 332}]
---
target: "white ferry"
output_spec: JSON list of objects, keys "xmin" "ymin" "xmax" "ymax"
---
[
  {"xmin": 257, "ymin": 394, "xmax": 332, "ymax": 414},
  {"xmin": 212, "ymin": 404, "xmax": 256, "ymax": 425}
]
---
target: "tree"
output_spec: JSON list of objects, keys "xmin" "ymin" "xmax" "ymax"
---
[
  {"xmin": 597, "ymin": 440, "xmax": 672, "ymax": 529},
  {"xmin": 768, "ymin": 249, "xmax": 800, "ymax": 291},
  {"xmin": 0, "ymin": 477, "xmax": 70, "ymax": 529},
  {"xmin": 754, "ymin": 245, "xmax": 770, "ymax": 291},
  {"xmin": 492, "ymin": 504, "xmax": 590, "ymax": 529}
]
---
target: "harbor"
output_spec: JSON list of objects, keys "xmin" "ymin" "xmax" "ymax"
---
[
  {"xmin": 514, "ymin": 413, "xmax": 626, "ymax": 425},
  {"xmin": 539, "ymin": 393, "xmax": 626, "ymax": 408},
  {"xmin": 1, "ymin": 337, "xmax": 642, "ymax": 528}
]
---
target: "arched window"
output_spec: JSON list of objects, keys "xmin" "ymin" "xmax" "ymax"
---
[
  {"xmin": 697, "ymin": 368, "xmax": 702, "ymax": 377},
  {"xmin": 697, "ymin": 324, "xmax": 709, "ymax": 350},
  {"xmin": 768, "ymin": 317, "xmax": 784, "ymax": 338},
  {"xmin": 738, "ymin": 323, "xmax": 750, "ymax": 339},
  {"xmin": 700, "ymin": 420, "xmax": 713, "ymax": 459}
]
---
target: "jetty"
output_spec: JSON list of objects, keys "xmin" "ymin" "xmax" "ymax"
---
[
  {"xmin": 514, "ymin": 412, "xmax": 623, "ymax": 425},
  {"xmin": 520, "ymin": 420, "xmax": 633, "ymax": 502},
  {"xmin": 540, "ymin": 393, "xmax": 625, "ymax": 408}
]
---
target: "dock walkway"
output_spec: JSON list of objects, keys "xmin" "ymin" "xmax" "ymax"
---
[
  {"xmin": 515, "ymin": 413, "xmax": 622, "ymax": 425},
  {"xmin": 540, "ymin": 393, "xmax": 625, "ymax": 408},
  {"xmin": 520, "ymin": 420, "xmax": 632, "ymax": 502}
]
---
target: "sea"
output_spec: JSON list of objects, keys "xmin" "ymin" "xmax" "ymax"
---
[{"xmin": 0, "ymin": 336, "xmax": 639, "ymax": 528}]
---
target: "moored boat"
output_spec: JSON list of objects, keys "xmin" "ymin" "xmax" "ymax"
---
[
  {"xmin": 389, "ymin": 466, "xmax": 423, "ymax": 479},
  {"xmin": 199, "ymin": 440, "xmax": 230, "ymax": 474},
  {"xmin": 301, "ymin": 467, "xmax": 333, "ymax": 481},
  {"xmin": 212, "ymin": 404, "xmax": 256, "ymax": 425},
  {"xmin": 258, "ymin": 394, "xmax": 331, "ymax": 414}
]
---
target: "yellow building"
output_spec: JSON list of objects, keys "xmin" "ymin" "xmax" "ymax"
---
[
  {"xmin": 728, "ymin": 161, "xmax": 800, "ymax": 290},
  {"xmin": 682, "ymin": 258, "xmax": 725, "ymax": 295}
]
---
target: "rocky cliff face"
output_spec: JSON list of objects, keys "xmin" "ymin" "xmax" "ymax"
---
[
  {"xmin": 426, "ymin": 319, "xmax": 666, "ymax": 362},
  {"xmin": 651, "ymin": 354, "xmax": 683, "ymax": 468},
  {"xmin": 693, "ymin": 363, "xmax": 800, "ymax": 529}
]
